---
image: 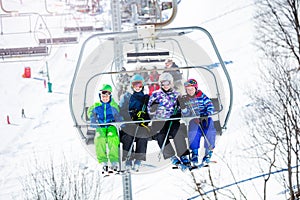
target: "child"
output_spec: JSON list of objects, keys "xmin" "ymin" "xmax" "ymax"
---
[
  {"xmin": 179, "ymin": 78, "xmax": 216, "ymax": 165},
  {"xmin": 88, "ymin": 84, "xmax": 122, "ymax": 171},
  {"xmin": 119, "ymin": 74, "xmax": 150, "ymax": 171},
  {"xmin": 147, "ymin": 72, "xmax": 190, "ymax": 167}
]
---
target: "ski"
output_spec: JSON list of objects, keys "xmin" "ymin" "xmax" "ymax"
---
[
  {"xmin": 101, "ymin": 165, "xmax": 122, "ymax": 177},
  {"xmin": 127, "ymin": 163, "xmax": 157, "ymax": 172},
  {"xmin": 102, "ymin": 170, "xmax": 116, "ymax": 177},
  {"xmin": 172, "ymin": 160, "xmax": 217, "ymax": 171},
  {"xmin": 189, "ymin": 160, "xmax": 217, "ymax": 171},
  {"xmin": 172, "ymin": 163, "xmax": 191, "ymax": 172},
  {"xmin": 101, "ymin": 169, "xmax": 125, "ymax": 177}
]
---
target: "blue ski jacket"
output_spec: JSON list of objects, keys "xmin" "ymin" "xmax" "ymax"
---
[
  {"xmin": 181, "ymin": 90, "xmax": 214, "ymax": 117},
  {"xmin": 88, "ymin": 98, "xmax": 122, "ymax": 127}
]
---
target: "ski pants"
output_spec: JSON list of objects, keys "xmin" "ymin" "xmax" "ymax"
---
[
  {"xmin": 94, "ymin": 125, "xmax": 120, "ymax": 164},
  {"xmin": 152, "ymin": 120, "xmax": 189, "ymax": 160},
  {"xmin": 121, "ymin": 124, "xmax": 149, "ymax": 161},
  {"xmin": 188, "ymin": 117, "xmax": 216, "ymax": 152}
]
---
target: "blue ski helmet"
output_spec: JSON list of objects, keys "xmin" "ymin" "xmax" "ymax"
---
[{"xmin": 130, "ymin": 74, "xmax": 145, "ymax": 88}]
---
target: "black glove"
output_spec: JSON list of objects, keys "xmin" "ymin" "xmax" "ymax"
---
[
  {"xmin": 149, "ymin": 103, "xmax": 158, "ymax": 114},
  {"xmin": 136, "ymin": 110, "xmax": 146, "ymax": 118},
  {"xmin": 178, "ymin": 96, "xmax": 188, "ymax": 109},
  {"xmin": 129, "ymin": 109, "xmax": 138, "ymax": 121}
]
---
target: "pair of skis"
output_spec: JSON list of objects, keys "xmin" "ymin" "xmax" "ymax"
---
[
  {"xmin": 101, "ymin": 166, "xmax": 123, "ymax": 177},
  {"xmin": 172, "ymin": 160, "xmax": 217, "ymax": 171}
]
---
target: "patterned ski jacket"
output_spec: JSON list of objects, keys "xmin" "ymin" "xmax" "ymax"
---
[
  {"xmin": 147, "ymin": 88, "xmax": 180, "ymax": 119},
  {"xmin": 88, "ymin": 98, "xmax": 122, "ymax": 127},
  {"xmin": 181, "ymin": 90, "xmax": 214, "ymax": 117}
]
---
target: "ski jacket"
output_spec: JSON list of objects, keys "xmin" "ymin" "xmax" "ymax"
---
[
  {"xmin": 119, "ymin": 91, "xmax": 150, "ymax": 121},
  {"xmin": 88, "ymin": 98, "xmax": 122, "ymax": 126},
  {"xmin": 181, "ymin": 90, "xmax": 214, "ymax": 117},
  {"xmin": 149, "ymin": 72, "xmax": 160, "ymax": 95},
  {"xmin": 149, "ymin": 71, "xmax": 160, "ymax": 82},
  {"xmin": 147, "ymin": 88, "xmax": 180, "ymax": 119}
]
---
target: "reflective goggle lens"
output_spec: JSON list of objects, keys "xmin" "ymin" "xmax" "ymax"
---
[
  {"xmin": 184, "ymin": 79, "xmax": 197, "ymax": 87},
  {"xmin": 100, "ymin": 90, "xmax": 111, "ymax": 96},
  {"xmin": 161, "ymin": 80, "xmax": 171, "ymax": 86},
  {"xmin": 132, "ymin": 81, "xmax": 143, "ymax": 88}
]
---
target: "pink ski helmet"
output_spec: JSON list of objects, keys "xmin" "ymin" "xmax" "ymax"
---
[{"xmin": 184, "ymin": 78, "xmax": 198, "ymax": 90}]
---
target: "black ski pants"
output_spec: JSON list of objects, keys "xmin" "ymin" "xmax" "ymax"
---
[
  {"xmin": 121, "ymin": 124, "xmax": 149, "ymax": 161},
  {"xmin": 152, "ymin": 120, "xmax": 189, "ymax": 160}
]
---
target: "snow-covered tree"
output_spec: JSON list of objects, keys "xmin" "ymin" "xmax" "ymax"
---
[
  {"xmin": 245, "ymin": 0, "xmax": 300, "ymax": 199},
  {"xmin": 21, "ymin": 155, "xmax": 104, "ymax": 200}
]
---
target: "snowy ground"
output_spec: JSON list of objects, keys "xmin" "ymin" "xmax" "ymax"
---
[{"xmin": 0, "ymin": 0, "xmax": 290, "ymax": 199}]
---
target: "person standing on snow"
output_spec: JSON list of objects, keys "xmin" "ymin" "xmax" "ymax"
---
[
  {"xmin": 119, "ymin": 74, "xmax": 151, "ymax": 171},
  {"xmin": 179, "ymin": 78, "xmax": 216, "ymax": 165},
  {"xmin": 88, "ymin": 84, "xmax": 122, "ymax": 171},
  {"xmin": 147, "ymin": 72, "xmax": 190, "ymax": 168},
  {"xmin": 21, "ymin": 108, "xmax": 26, "ymax": 118}
]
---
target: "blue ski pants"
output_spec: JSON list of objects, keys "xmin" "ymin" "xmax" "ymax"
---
[{"xmin": 188, "ymin": 117, "xmax": 216, "ymax": 151}]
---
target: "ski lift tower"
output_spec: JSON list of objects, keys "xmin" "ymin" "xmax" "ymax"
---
[
  {"xmin": 111, "ymin": 1, "xmax": 132, "ymax": 199},
  {"xmin": 111, "ymin": 0, "xmax": 123, "ymax": 71}
]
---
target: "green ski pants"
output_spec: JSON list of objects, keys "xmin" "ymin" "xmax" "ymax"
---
[{"xmin": 94, "ymin": 125, "xmax": 120, "ymax": 163}]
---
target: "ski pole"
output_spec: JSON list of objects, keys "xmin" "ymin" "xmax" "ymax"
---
[
  {"xmin": 126, "ymin": 125, "xmax": 139, "ymax": 161},
  {"xmin": 158, "ymin": 106, "xmax": 178, "ymax": 161},
  {"xmin": 185, "ymin": 101, "xmax": 213, "ymax": 151},
  {"xmin": 126, "ymin": 100, "xmax": 148, "ymax": 161}
]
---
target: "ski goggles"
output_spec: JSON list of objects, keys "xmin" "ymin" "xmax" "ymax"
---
[
  {"xmin": 160, "ymin": 80, "xmax": 171, "ymax": 86},
  {"xmin": 132, "ymin": 81, "xmax": 143, "ymax": 88},
  {"xmin": 100, "ymin": 90, "xmax": 111, "ymax": 96},
  {"xmin": 184, "ymin": 79, "xmax": 197, "ymax": 87}
]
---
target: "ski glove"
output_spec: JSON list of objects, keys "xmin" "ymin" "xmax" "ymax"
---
[
  {"xmin": 130, "ymin": 110, "xmax": 150, "ymax": 127},
  {"xmin": 137, "ymin": 110, "xmax": 146, "ymax": 119},
  {"xmin": 149, "ymin": 103, "xmax": 158, "ymax": 115},
  {"xmin": 178, "ymin": 96, "xmax": 188, "ymax": 110}
]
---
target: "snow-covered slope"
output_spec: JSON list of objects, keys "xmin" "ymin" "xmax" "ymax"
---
[{"xmin": 0, "ymin": 0, "xmax": 289, "ymax": 199}]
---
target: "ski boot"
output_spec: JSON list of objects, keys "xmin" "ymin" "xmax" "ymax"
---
[
  {"xmin": 101, "ymin": 162, "xmax": 108, "ymax": 172},
  {"xmin": 125, "ymin": 160, "xmax": 133, "ymax": 170},
  {"xmin": 170, "ymin": 155, "xmax": 181, "ymax": 167},
  {"xmin": 133, "ymin": 160, "xmax": 142, "ymax": 172},
  {"xmin": 110, "ymin": 162, "xmax": 119, "ymax": 171},
  {"xmin": 202, "ymin": 150, "xmax": 213, "ymax": 164},
  {"xmin": 190, "ymin": 149, "xmax": 199, "ymax": 165},
  {"xmin": 179, "ymin": 155, "xmax": 191, "ymax": 171}
]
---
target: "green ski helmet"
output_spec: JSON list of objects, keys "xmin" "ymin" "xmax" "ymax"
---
[{"xmin": 99, "ymin": 84, "xmax": 112, "ymax": 92}]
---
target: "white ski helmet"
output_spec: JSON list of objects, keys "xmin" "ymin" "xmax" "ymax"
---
[{"xmin": 159, "ymin": 72, "xmax": 174, "ymax": 87}]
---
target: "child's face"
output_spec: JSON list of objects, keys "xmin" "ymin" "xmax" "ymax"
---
[
  {"xmin": 100, "ymin": 91, "xmax": 111, "ymax": 103},
  {"xmin": 186, "ymin": 86, "xmax": 196, "ymax": 96},
  {"xmin": 132, "ymin": 81, "xmax": 143, "ymax": 92},
  {"xmin": 161, "ymin": 80, "xmax": 171, "ymax": 91}
]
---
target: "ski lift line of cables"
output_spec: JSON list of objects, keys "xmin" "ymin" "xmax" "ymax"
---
[
  {"xmin": 200, "ymin": 0, "xmax": 280, "ymax": 36},
  {"xmin": 187, "ymin": 164, "xmax": 300, "ymax": 199},
  {"xmin": 199, "ymin": 2, "xmax": 257, "ymax": 25}
]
